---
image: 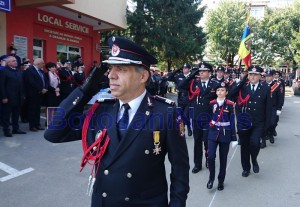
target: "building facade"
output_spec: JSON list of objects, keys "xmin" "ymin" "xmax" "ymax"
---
[{"xmin": 0, "ymin": 0, "xmax": 126, "ymax": 71}]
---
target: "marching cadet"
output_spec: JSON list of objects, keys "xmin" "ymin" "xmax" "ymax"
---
[
  {"xmin": 44, "ymin": 36, "xmax": 189, "ymax": 207},
  {"xmin": 178, "ymin": 62, "xmax": 218, "ymax": 173},
  {"xmin": 231, "ymin": 65, "xmax": 271, "ymax": 177},
  {"xmin": 206, "ymin": 82, "xmax": 236, "ymax": 191},
  {"xmin": 261, "ymin": 70, "xmax": 284, "ymax": 148},
  {"xmin": 168, "ymin": 63, "xmax": 193, "ymax": 136},
  {"xmin": 273, "ymin": 70, "xmax": 285, "ymax": 107}
]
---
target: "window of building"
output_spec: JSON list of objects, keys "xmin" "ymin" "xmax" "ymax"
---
[
  {"xmin": 57, "ymin": 44, "xmax": 81, "ymax": 63},
  {"xmin": 33, "ymin": 39, "xmax": 43, "ymax": 59}
]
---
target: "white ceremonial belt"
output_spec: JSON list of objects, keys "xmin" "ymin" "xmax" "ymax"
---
[{"xmin": 211, "ymin": 121, "xmax": 230, "ymax": 126}]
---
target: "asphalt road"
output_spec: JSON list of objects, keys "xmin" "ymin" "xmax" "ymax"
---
[{"xmin": 0, "ymin": 90, "xmax": 300, "ymax": 207}]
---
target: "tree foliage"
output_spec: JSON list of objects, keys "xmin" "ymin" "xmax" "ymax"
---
[
  {"xmin": 252, "ymin": 1, "xmax": 300, "ymax": 69},
  {"xmin": 205, "ymin": 0, "xmax": 248, "ymax": 66},
  {"xmin": 102, "ymin": 0, "xmax": 206, "ymax": 71}
]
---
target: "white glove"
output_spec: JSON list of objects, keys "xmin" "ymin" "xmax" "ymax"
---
[
  {"xmin": 231, "ymin": 141, "xmax": 238, "ymax": 148},
  {"xmin": 276, "ymin": 110, "xmax": 281, "ymax": 116}
]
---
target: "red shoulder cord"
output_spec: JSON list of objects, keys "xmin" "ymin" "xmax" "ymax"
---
[
  {"xmin": 237, "ymin": 90, "xmax": 250, "ymax": 106},
  {"xmin": 188, "ymin": 79, "xmax": 200, "ymax": 101},
  {"xmin": 80, "ymin": 102, "xmax": 110, "ymax": 177},
  {"xmin": 271, "ymin": 83, "xmax": 280, "ymax": 94}
]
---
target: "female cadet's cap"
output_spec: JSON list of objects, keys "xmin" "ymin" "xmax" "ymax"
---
[
  {"xmin": 103, "ymin": 36, "xmax": 158, "ymax": 70},
  {"xmin": 215, "ymin": 81, "xmax": 229, "ymax": 90},
  {"xmin": 198, "ymin": 61, "xmax": 213, "ymax": 72},
  {"xmin": 248, "ymin": 65, "xmax": 263, "ymax": 74}
]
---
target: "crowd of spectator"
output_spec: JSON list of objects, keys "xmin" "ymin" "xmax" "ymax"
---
[{"xmin": 0, "ymin": 45, "xmax": 86, "ymax": 137}]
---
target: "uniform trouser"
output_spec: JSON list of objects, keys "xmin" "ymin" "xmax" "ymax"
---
[
  {"xmin": 0, "ymin": 103, "xmax": 3, "ymax": 126},
  {"xmin": 238, "ymin": 125, "xmax": 264, "ymax": 171},
  {"xmin": 208, "ymin": 140, "xmax": 230, "ymax": 183},
  {"xmin": 1, "ymin": 104, "xmax": 20, "ymax": 132},
  {"xmin": 193, "ymin": 125, "xmax": 208, "ymax": 168},
  {"xmin": 178, "ymin": 103, "xmax": 191, "ymax": 130},
  {"xmin": 268, "ymin": 108, "xmax": 279, "ymax": 136}
]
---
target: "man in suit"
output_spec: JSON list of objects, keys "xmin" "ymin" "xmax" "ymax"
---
[
  {"xmin": 178, "ymin": 62, "xmax": 218, "ymax": 173},
  {"xmin": 0, "ymin": 56, "xmax": 26, "ymax": 137},
  {"xmin": 23, "ymin": 58, "xmax": 48, "ymax": 131},
  {"xmin": 44, "ymin": 36, "xmax": 189, "ymax": 207},
  {"xmin": 233, "ymin": 65, "xmax": 272, "ymax": 177}
]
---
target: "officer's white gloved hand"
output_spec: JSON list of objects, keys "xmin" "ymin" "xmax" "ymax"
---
[{"xmin": 276, "ymin": 110, "xmax": 281, "ymax": 116}]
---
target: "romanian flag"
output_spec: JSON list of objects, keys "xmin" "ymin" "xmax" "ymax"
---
[{"xmin": 238, "ymin": 24, "xmax": 253, "ymax": 68}]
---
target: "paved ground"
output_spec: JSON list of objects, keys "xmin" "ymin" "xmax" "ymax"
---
[{"xmin": 0, "ymin": 88, "xmax": 300, "ymax": 207}]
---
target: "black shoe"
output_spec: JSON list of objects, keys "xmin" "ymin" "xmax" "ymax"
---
[
  {"xmin": 29, "ymin": 127, "xmax": 38, "ymax": 132},
  {"xmin": 217, "ymin": 182, "xmax": 224, "ymax": 191},
  {"xmin": 188, "ymin": 128, "xmax": 192, "ymax": 136},
  {"xmin": 207, "ymin": 180, "xmax": 214, "ymax": 189},
  {"xmin": 242, "ymin": 170, "xmax": 250, "ymax": 177},
  {"xmin": 36, "ymin": 126, "xmax": 45, "ymax": 130},
  {"xmin": 253, "ymin": 163, "xmax": 260, "ymax": 173},
  {"xmin": 12, "ymin": 129, "xmax": 26, "ymax": 134},
  {"xmin": 4, "ymin": 132, "xmax": 13, "ymax": 137},
  {"xmin": 273, "ymin": 130, "xmax": 277, "ymax": 137},
  {"xmin": 269, "ymin": 135, "xmax": 275, "ymax": 144},
  {"xmin": 192, "ymin": 166, "xmax": 202, "ymax": 174}
]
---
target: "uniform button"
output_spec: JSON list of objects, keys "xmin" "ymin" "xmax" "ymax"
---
[
  {"xmin": 254, "ymin": 109, "xmax": 256, "ymax": 111},
  {"xmin": 145, "ymin": 150, "xmax": 150, "ymax": 154},
  {"xmin": 104, "ymin": 170, "xmax": 109, "ymax": 175},
  {"xmin": 127, "ymin": 173, "xmax": 132, "ymax": 178},
  {"xmin": 102, "ymin": 192, "xmax": 107, "ymax": 197},
  {"xmin": 125, "ymin": 197, "xmax": 130, "ymax": 201},
  {"xmin": 248, "ymin": 108, "xmax": 251, "ymax": 110},
  {"xmin": 249, "ymin": 101, "xmax": 251, "ymax": 103}
]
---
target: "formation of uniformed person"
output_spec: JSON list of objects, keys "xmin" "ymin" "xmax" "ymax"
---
[
  {"xmin": 44, "ymin": 36, "xmax": 189, "ymax": 207},
  {"xmin": 260, "ymin": 70, "xmax": 284, "ymax": 148},
  {"xmin": 168, "ymin": 63, "xmax": 193, "ymax": 136},
  {"xmin": 230, "ymin": 65, "xmax": 271, "ymax": 177},
  {"xmin": 206, "ymin": 82, "xmax": 236, "ymax": 191},
  {"xmin": 178, "ymin": 62, "xmax": 218, "ymax": 173}
]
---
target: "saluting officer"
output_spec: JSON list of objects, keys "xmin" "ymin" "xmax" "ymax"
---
[
  {"xmin": 58, "ymin": 59, "xmax": 76, "ymax": 100},
  {"xmin": 261, "ymin": 70, "xmax": 284, "ymax": 148},
  {"xmin": 168, "ymin": 63, "xmax": 193, "ymax": 136},
  {"xmin": 178, "ymin": 62, "xmax": 218, "ymax": 173},
  {"xmin": 232, "ymin": 65, "xmax": 271, "ymax": 177},
  {"xmin": 207, "ymin": 82, "xmax": 236, "ymax": 191},
  {"xmin": 44, "ymin": 36, "xmax": 189, "ymax": 207}
]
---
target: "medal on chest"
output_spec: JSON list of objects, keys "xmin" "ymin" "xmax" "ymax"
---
[{"xmin": 153, "ymin": 131, "xmax": 161, "ymax": 155}]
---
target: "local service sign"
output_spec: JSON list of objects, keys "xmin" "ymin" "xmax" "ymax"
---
[{"xmin": 0, "ymin": 0, "xmax": 11, "ymax": 12}]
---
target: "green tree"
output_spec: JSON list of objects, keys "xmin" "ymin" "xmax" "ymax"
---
[
  {"xmin": 205, "ymin": 0, "xmax": 248, "ymax": 66},
  {"xmin": 125, "ymin": 0, "xmax": 206, "ymax": 70},
  {"xmin": 252, "ymin": 1, "xmax": 300, "ymax": 69}
]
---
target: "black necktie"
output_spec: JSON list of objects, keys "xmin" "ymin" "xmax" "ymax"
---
[
  {"xmin": 251, "ymin": 84, "xmax": 255, "ymax": 94},
  {"xmin": 202, "ymin": 82, "xmax": 206, "ymax": 90},
  {"xmin": 117, "ymin": 103, "xmax": 131, "ymax": 141},
  {"xmin": 38, "ymin": 69, "xmax": 45, "ymax": 87}
]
